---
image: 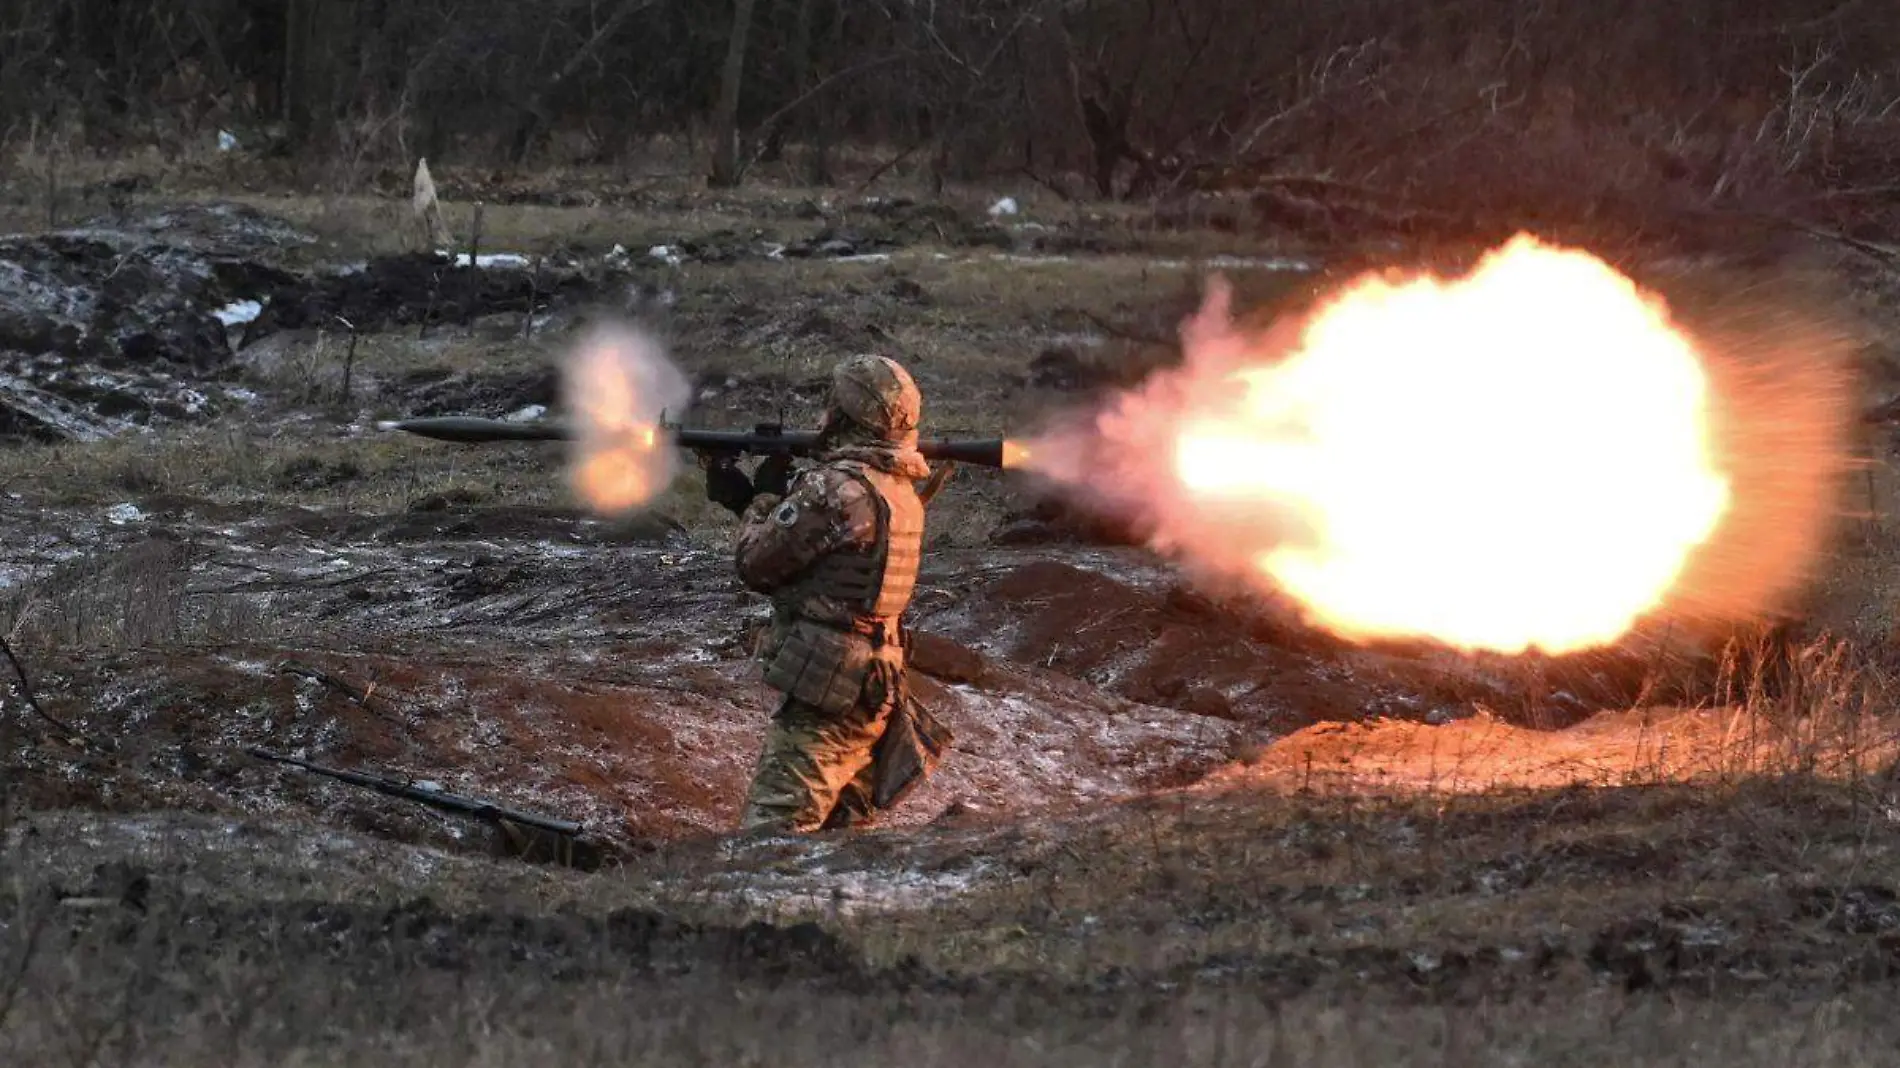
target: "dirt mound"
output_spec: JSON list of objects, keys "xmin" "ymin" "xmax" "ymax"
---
[
  {"xmin": 242, "ymin": 254, "xmax": 621, "ymax": 342},
  {"xmin": 658, "ymin": 200, "xmax": 1013, "ymax": 263},
  {"xmin": 76, "ymin": 201, "xmax": 317, "ymax": 263},
  {"xmin": 990, "ymin": 491, "xmax": 1154, "ymax": 547},
  {"xmin": 0, "ymin": 353, "xmax": 254, "ymax": 443},
  {"xmin": 917, "ymin": 557, "xmax": 1372, "ymax": 727},
  {"xmin": 390, "ymin": 364, "xmax": 560, "ymax": 417},
  {"xmin": 0, "ymin": 232, "xmax": 246, "ymax": 368},
  {"xmin": 920, "ymin": 555, "xmax": 1737, "ymax": 734},
  {"xmin": 1216, "ymin": 702, "xmax": 1900, "ymax": 795},
  {"xmin": 0, "ymin": 219, "xmax": 306, "ymax": 441},
  {"xmin": 653, "ymin": 200, "xmax": 1020, "ymax": 264},
  {"xmin": 858, "ymin": 198, "xmax": 1013, "ymax": 249},
  {"xmin": 267, "ymin": 503, "xmax": 682, "ymax": 545}
]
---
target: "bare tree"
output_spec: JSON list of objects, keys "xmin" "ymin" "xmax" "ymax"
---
[
  {"xmin": 708, "ymin": 0, "xmax": 760, "ymax": 187},
  {"xmin": 505, "ymin": 0, "xmax": 659, "ymax": 163}
]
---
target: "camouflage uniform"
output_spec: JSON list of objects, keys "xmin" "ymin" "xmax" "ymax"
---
[{"xmin": 724, "ymin": 356, "xmax": 946, "ymax": 833}]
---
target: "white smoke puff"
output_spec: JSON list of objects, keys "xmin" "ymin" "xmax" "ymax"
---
[{"xmin": 560, "ymin": 321, "xmax": 693, "ymax": 516}]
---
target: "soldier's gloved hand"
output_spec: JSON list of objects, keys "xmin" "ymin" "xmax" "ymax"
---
[
  {"xmin": 753, "ymin": 453, "xmax": 796, "ymax": 500},
  {"xmin": 701, "ymin": 456, "xmax": 756, "ymax": 516}
]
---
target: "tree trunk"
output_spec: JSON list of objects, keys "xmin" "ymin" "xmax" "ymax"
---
[
  {"xmin": 282, "ymin": 0, "xmax": 311, "ymax": 145},
  {"xmin": 806, "ymin": 0, "xmax": 845, "ymax": 185},
  {"xmin": 708, "ymin": 0, "xmax": 760, "ymax": 187},
  {"xmin": 757, "ymin": 0, "xmax": 815, "ymax": 164}
]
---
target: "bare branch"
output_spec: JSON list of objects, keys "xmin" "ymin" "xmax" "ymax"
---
[
  {"xmin": 0, "ymin": 636, "xmax": 81, "ymax": 741},
  {"xmin": 745, "ymin": 54, "xmax": 907, "ymax": 170}
]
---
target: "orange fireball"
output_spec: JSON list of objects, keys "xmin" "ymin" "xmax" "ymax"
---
[
  {"xmin": 561, "ymin": 324, "xmax": 692, "ymax": 515},
  {"xmin": 1178, "ymin": 236, "xmax": 1729, "ymax": 653},
  {"xmin": 1028, "ymin": 234, "xmax": 1738, "ymax": 655}
]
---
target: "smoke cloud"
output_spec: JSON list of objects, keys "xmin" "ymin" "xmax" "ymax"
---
[{"xmin": 559, "ymin": 321, "xmax": 694, "ymax": 516}]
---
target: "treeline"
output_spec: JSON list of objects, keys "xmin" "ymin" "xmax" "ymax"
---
[{"xmin": 3, "ymin": 0, "xmax": 1897, "ymax": 210}]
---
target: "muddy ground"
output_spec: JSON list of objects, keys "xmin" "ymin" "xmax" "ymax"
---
[{"xmin": 5, "ymin": 172, "xmax": 1900, "ymax": 1064}]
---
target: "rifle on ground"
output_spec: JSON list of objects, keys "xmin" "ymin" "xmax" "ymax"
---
[
  {"xmin": 245, "ymin": 747, "xmax": 596, "ymax": 867},
  {"xmin": 377, "ymin": 415, "xmax": 1018, "ymax": 469}
]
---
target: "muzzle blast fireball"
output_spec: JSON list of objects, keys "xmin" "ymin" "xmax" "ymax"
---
[{"xmin": 1018, "ymin": 234, "xmax": 1856, "ymax": 656}]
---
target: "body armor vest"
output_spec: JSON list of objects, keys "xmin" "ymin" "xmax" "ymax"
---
[
  {"xmin": 759, "ymin": 460, "xmax": 927, "ymax": 712},
  {"xmin": 802, "ymin": 461, "xmax": 925, "ymax": 622}
]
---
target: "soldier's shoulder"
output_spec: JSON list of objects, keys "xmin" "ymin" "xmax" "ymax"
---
[
  {"xmin": 804, "ymin": 462, "xmax": 871, "ymax": 498},
  {"xmin": 816, "ymin": 455, "xmax": 873, "ymax": 475},
  {"xmin": 765, "ymin": 467, "xmax": 863, "ymax": 524}
]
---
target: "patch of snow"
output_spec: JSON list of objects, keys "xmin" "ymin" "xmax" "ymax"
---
[
  {"xmin": 976, "ymin": 252, "xmax": 1315, "ymax": 272},
  {"xmin": 214, "ymin": 299, "xmax": 263, "ymax": 327},
  {"xmin": 104, "ymin": 503, "xmax": 144, "ymax": 525},
  {"xmin": 988, "ymin": 196, "xmax": 1020, "ymax": 217},
  {"xmin": 701, "ymin": 855, "xmax": 995, "ymax": 916},
  {"xmin": 218, "ymin": 130, "xmax": 239, "ymax": 152},
  {"xmin": 1149, "ymin": 255, "xmax": 1316, "ymax": 271},
  {"xmin": 648, "ymin": 245, "xmax": 683, "ymax": 267},
  {"xmin": 442, "ymin": 251, "xmax": 532, "ymax": 269},
  {"xmin": 1045, "ymin": 332, "xmax": 1107, "ymax": 349},
  {"xmin": 504, "ymin": 404, "xmax": 547, "ymax": 423},
  {"xmin": 994, "ymin": 253, "xmax": 1075, "ymax": 265},
  {"xmin": 835, "ymin": 253, "xmax": 893, "ymax": 264},
  {"xmin": 605, "ymin": 244, "xmax": 631, "ymax": 268}
]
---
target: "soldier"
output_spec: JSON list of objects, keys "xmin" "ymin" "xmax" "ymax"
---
[{"xmin": 702, "ymin": 354, "xmax": 951, "ymax": 833}]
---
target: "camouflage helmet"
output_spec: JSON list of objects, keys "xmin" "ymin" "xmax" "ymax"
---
[{"xmin": 827, "ymin": 354, "xmax": 921, "ymax": 443}]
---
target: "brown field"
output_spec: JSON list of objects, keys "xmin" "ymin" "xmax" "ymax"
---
[{"xmin": 5, "ymin": 155, "xmax": 1900, "ymax": 1065}]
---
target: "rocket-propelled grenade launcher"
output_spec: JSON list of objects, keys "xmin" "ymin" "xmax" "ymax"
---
[{"xmin": 377, "ymin": 415, "xmax": 1019, "ymax": 469}]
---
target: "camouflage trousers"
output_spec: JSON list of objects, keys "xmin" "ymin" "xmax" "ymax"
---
[{"xmin": 739, "ymin": 688, "xmax": 893, "ymax": 834}]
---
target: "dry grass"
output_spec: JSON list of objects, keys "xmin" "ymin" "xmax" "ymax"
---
[
  {"xmin": 0, "ymin": 540, "xmax": 273, "ymax": 651},
  {"xmin": 827, "ymin": 775, "xmax": 1900, "ymax": 984},
  {"xmin": 6, "ymin": 769, "xmax": 1900, "ymax": 1066}
]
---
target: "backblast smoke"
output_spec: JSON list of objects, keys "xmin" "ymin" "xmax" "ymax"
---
[{"xmin": 560, "ymin": 322, "xmax": 693, "ymax": 515}]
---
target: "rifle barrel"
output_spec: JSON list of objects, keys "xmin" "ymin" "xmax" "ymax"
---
[{"xmin": 246, "ymin": 747, "xmax": 584, "ymax": 837}]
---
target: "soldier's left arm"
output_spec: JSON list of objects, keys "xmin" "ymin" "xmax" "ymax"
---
[{"xmin": 733, "ymin": 469, "xmax": 878, "ymax": 592}]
